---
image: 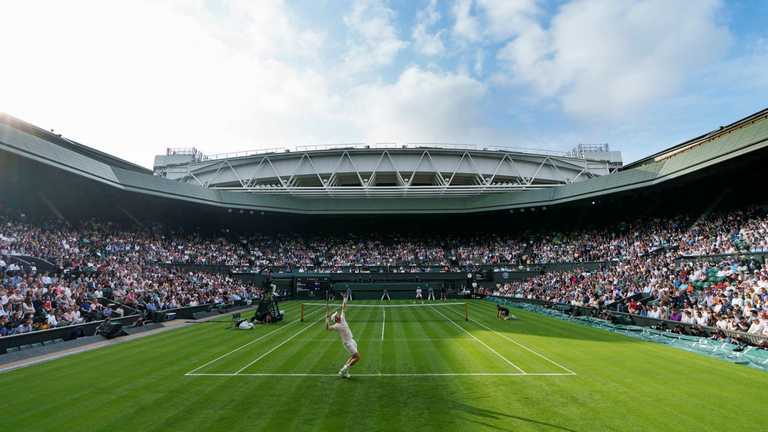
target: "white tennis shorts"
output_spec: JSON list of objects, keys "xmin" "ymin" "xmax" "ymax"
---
[{"xmin": 343, "ymin": 339, "xmax": 358, "ymax": 355}]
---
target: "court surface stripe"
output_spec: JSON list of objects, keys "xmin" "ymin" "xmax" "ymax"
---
[
  {"xmin": 430, "ymin": 305, "xmax": 526, "ymax": 374},
  {"xmin": 460, "ymin": 303, "xmax": 577, "ymax": 375},
  {"xmin": 185, "ymin": 305, "xmax": 320, "ymax": 376},
  {"xmin": 233, "ymin": 314, "xmax": 326, "ymax": 374}
]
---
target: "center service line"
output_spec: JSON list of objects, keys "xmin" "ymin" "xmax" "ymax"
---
[{"xmin": 381, "ymin": 309, "xmax": 385, "ymax": 341}]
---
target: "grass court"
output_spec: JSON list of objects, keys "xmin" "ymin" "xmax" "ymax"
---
[{"xmin": 3, "ymin": 300, "xmax": 766, "ymax": 431}]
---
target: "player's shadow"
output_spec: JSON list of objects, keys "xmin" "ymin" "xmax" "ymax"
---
[{"xmin": 449, "ymin": 400, "xmax": 579, "ymax": 432}]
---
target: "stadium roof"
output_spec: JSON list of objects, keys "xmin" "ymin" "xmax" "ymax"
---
[{"xmin": 1, "ymin": 107, "xmax": 767, "ymax": 214}]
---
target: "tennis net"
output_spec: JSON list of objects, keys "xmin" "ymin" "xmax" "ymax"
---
[{"xmin": 300, "ymin": 301, "xmax": 468, "ymax": 322}]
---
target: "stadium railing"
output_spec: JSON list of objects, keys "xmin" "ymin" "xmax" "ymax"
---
[
  {"xmin": 675, "ymin": 251, "xmax": 768, "ymax": 265},
  {"xmin": 0, "ymin": 314, "xmax": 143, "ymax": 354},
  {"xmin": 0, "ymin": 300, "xmax": 256, "ymax": 354}
]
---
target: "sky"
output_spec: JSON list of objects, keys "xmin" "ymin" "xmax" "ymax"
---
[{"xmin": 1, "ymin": 0, "xmax": 766, "ymax": 168}]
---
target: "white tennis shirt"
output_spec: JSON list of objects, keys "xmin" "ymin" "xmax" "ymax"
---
[{"xmin": 330, "ymin": 314, "xmax": 354, "ymax": 343}]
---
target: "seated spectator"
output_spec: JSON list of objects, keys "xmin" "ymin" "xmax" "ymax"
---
[{"xmin": 15, "ymin": 316, "xmax": 33, "ymax": 334}]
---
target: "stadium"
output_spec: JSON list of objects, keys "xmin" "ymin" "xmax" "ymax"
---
[
  {"xmin": 3, "ymin": 1, "xmax": 768, "ymax": 430},
  {"xmin": 2, "ymin": 106, "xmax": 768, "ymax": 431}
]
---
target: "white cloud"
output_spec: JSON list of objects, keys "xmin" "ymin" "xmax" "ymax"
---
[
  {"xmin": 451, "ymin": 0, "xmax": 481, "ymax": 43},
  {"xmin": 0, "ymin": 0, "xmax": 489, "ymax": 167},
  {"xmin": 473, "ymin": 50, "xmax": 485, "ymax": 77},
  {"xmin": 0, "ymin": 0, "xmax": 339, "ymax": 166},
  {"xmin": 412, "ymin": 0, "xmax": 445, "ymax": 56},
  {"xmin": 350, "ymin": 67, "xmax": 487, "ymax": 142},
  {"xmin": 199, "ymin": 0, "xmax": 326, "ymax": 61},
  {"xmin": 476, "ymin": 0, "xmax": 540, "ymax": 41},
  {"xmin": 496, "ymin": 0, "xmax": 730, "ymax": 118},
  {"xmin": 451, "ymin": 0, "xmax": 539, "ymax": 43},
  {"xmin": 0, "ymin": 0, "xmax": 750, "ymax": 169},
  {"xmin": 342, "ymin": 0, "xmax": 407, "ymax": 75}
]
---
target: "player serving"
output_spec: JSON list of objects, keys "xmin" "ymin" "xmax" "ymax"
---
[{"xmin": 326, "ymin": 297, "xmax": 360, "ymax": 378}]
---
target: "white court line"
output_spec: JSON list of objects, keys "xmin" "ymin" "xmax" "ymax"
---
[
  {"xmin": 187, "ymin": 372, "xmax": 574, "ymax": 377},
  {"xmin": 234, "ymin": 314, "xmax": 326, "ymax": 375},
  {"xmin": 381, "ymin": 309, "xmax": 385, "ymax": 341},
  {"xmin": 458, "ymin": 305, "xmax": 577, "ymax": 376},
  {"xmin": 185, "ymin": 307, "xmax": 323, "ymax": 376},
  {"xmin": 430, "ymin": 306, "xmax": 525, "ymax": 374}
]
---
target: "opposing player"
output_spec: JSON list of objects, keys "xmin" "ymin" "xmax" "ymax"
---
[
  {"xmin": 497, "ymin": 303, "xmax": 516, "ymax": 320},
  {"xmin": 415, "ymin": 287, "xmax": 423, "ymax": 303},
  {"xmin": 326, "ymin": 298, "xmax": 360, "ymax": 378}
]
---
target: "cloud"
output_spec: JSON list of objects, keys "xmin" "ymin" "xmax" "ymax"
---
[
  {"xmin": 342, "ymin": 0, "xmax": 407, "ymax": 74},
  {"xmin": 0, "ymin": 1, "xmax": 489, "ymax": 167},
  {"xmin": 0, "ymin": 0, "xmax": 752, "ymax": 170},
  {"xmin": 451, "ymin": 0, "xmax": 539, "ymax": 43},
  {"xmin": 412, "ymin": 0, "xmax": 445, "ymax": 56},
  {"xmin": 0, "ymin": 0, "xmax": 337, "ymax": 166},
  {"xmin": 476, "ymin": 0, "xmax": 540, "ymax": 41},
  {"xmin": 496, "ymin": 0, "xmax": 730, "ymax": 118},
  {"xmin": 451, "ymin": 0, "xmax": 481, "ymax": 43},
  {"xmin": 350, "ymin": 67, "xmax": 487, "ymax": 142}
]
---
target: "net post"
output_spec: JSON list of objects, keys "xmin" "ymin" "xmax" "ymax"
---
[
  {"xmin": 301, "ymin": 303, "xmax": 305, "ymax": 322},
  {"xmin": 465, "ymin": 302, "xmax": 468, "ymax": 321}
]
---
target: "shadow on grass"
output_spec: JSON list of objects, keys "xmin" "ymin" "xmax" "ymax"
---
[{"xmin": 449, "ymin": 400, "xmax": 579, "ymax": 432}]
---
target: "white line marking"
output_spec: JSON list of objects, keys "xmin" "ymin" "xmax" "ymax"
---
[
  {"xmin": 459, "ymin": 304, "xmax": 577, "ymax": 375},
  {"xmin": 187, "ymin": 372, "xmax": 574, "ymax": 377},
  {"xmin": 381, "ymin": 309, "xmax": 385, "ymax": 341},
  {"xmin": 185, "ymin": 307, "xmax": 322, "ymax": 376},
  {"xmin": 430, "ymin": 306, "xmax": 525, "ymax": 374},
  {"xmin": 234, "ymin": 314, "xmax": 325, "ymax": 375}
]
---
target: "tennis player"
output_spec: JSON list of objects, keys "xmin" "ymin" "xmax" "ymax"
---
[
  {"xmin": 326, "ymin": 299, "xmax": 360, "ymax": 378},
  {"xmin": 497, "ymin": 304, "xmax": 516, "ymax": 320}
]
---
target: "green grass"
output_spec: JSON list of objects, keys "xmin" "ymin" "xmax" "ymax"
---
[{"xmin": 2, "ymin": 300, "xmax": 766, "ymax": 431}]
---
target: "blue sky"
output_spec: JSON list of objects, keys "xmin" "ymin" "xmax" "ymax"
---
[{"xmin": 1, "ymin": 0, "xmax": 766, "ymax": 167}]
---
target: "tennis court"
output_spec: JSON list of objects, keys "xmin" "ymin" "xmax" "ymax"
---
[
  {"xmin": 4, "ymin": 299, "xmax": 768, "ymax": 432},
  {"xmin": 186, "ymin": 301, "xmax": 575, "ymax": 377}
]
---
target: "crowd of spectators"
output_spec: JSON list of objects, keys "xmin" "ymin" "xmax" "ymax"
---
[
  {"xmin": 0, "ymin": 215, "xmax": 263, "ymax": 337},
  {"xmin": 494, "ymin": 235, "xmax": 768, "ymax": 344},
  {"xmin": 2, "ymin": 205, "xmax": 768, "ymax": 338}
]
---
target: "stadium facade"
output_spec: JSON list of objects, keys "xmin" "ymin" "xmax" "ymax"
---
[
  {"xmin": 0, "ymin": 108, "xmax": 767, "ymax": 218},
  {"xmin": 153, "ymin": 143, "xmax": 622, "ymax": 198}
]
